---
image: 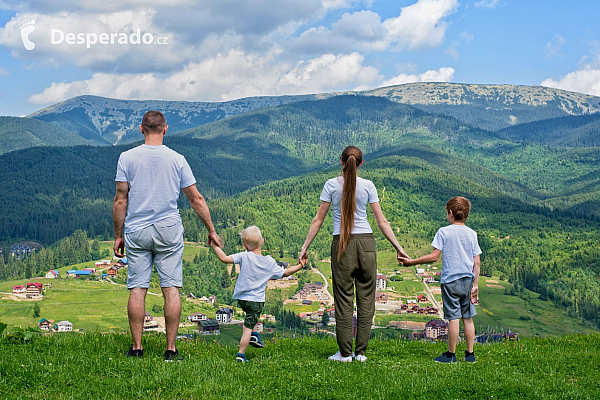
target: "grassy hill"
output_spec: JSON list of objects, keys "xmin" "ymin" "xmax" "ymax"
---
[
  {"xmin": 0, "ymin": 116, "xmax": 99, "ymax": 155},
  {"xmin": 1, "ymin": 331, "xmax": 598, "ymax": 399}
]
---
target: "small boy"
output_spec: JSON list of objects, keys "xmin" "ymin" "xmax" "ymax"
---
[
  {"xmin": 210, "ymin": 225, "xmax": 305, "ymax": 362},
  {"xmin": 399, "ymin": 196, "xmax": 481, "ymax": 363}
]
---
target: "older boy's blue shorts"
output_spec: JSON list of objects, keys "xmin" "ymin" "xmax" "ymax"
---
[
  {"xmin": 124, "ymin": 217, "xmax": 184, "ymax": 289},
  {"xmin": 441, "ymin": 276, "xmax": 476, "ymax": 320}
]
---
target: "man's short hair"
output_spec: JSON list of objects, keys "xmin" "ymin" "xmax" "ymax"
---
[
  {"xmin": 446, "ymin": 196, "xmax": 471, "ymax": 222},
  {"xmin": 241, "ymin": 225, "xmax": 262, "ymax": 250},
  {"xmin": 142, "ymin": 110, "xmax": 166, "ymax": 134}
]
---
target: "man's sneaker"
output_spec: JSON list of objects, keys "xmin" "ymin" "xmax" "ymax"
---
[
  {"xmin": 328, "ymin": 351, "xmax": 352, "ymax": 362},
  {"xmin": 434, "ymin": 351, "xmax": 457, "ymax": 363},
  {"xmin": 249, "ymin": 333, "xmax": 265, "ymax": 348},
  {"xmin": 464, "ymin": 351, "xmax": 476, "ymax": 363},
  {"xmin": 236, "ymin": 353, "xmax": 249, "ymax": 363},
  {"xmin": 126, "ymin": 346, "xmax": 143, "ymax": 358},
  {"xmin": 351, "ymin": 353, "xmax": 367, "ymax": 362},
  {"xmin": 164, "ymin": 348, "xmax": 183, "ymax": 362}
]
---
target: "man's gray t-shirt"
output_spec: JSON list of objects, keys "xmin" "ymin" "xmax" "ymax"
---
[
  {"xmin": 431, "ymin": 224, "xmax": 482, "ymax": 284},
  {"xmin": 115, "ymin": 144, "xmax": 196, "ymax": 234},
  {"xmin": 231, "ymin": 251, "xmax": 286, "ymax": 302}
]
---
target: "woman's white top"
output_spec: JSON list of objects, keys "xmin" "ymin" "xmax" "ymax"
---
[{"xmin": 320, "ymin": 176, "xmax": 379, "ymax": 235}]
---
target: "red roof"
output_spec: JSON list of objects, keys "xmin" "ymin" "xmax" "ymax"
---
[
  {"xmin": 13, "ymin": 285, "xmax": 24, "ymax": 290},
  {"xmin": 27, "ymin": 282, "xmax": 43, "ymax": 289}
]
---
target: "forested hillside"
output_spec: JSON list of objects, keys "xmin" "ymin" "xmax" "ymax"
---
[
  {"xmin": 0, "ymin": 117, "xmax": 98, "ymax": 154},
  {"xmin": 496, "ymin": 113, "xmax": 600, "ymax": 147}
]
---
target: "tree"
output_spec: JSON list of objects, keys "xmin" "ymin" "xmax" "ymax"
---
[
  {"xmin": 321, "ymin": 310, "xmax": 330, "ymax": 326},
  {"xmin": 33, "ymin": 302, "xmax": 40, "ymax": 318},
  {"xmin": 221, "ymin": 267, "xmax": 231, "ymax": 289}
]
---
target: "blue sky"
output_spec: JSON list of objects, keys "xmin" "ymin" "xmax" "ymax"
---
[{"xmin": 0, "ymin": 0, "xmax": 599, "ymax": 116}]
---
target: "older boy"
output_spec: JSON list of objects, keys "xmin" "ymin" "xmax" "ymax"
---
[
  {"xmin": 210, "ymin": 225, "xmax": 305, "ymax": 362},
  {"xmin": 399, "ymin": 196, "xmax": 481, "ymax": 363}
]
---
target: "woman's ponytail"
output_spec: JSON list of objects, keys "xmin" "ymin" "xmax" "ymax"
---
[{"xmin": 338, "ymin": 146, "xmax": 363, "ymax": 261}]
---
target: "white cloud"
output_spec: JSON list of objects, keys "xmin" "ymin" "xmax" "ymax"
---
[
  {"xmin": 383, "ymin": 0, "xmax": 459, "ymax": 51},
  {"xmin": 381, "ymin": 66, "xmax": 455, "ymax": 87},
  {"xmin": 0, "ymin": 66, "xmax": 9, "ymax": 76},
  {"xmin": 291, "ymin": 0, "xmax": 459, "ymax": 54},
  {"xmin": 29, "ymin": 51, "xmax": 383, "ymax": 104},
  {"xmin": 446, "ymin": 41, "xmax": 460, "ymax": 59},
  {"xmin": 545, "ymin": 34, "xmax": 566, "ymax": 59},
  {"xmin": 474, "ymin": 0, "xmax": 500, "ymax": 9},
  {"xmin": 460, "ymin": 31, "xmax": 474, "ymax": 42},
  {"xmin": 541, "ymin": 68, "xmax": 600, "ymax": 97}
]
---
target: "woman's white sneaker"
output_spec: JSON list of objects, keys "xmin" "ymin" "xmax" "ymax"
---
[
  {"xmin": 328, "ymin": 351, "xmax": 352, "ymax": 362},
  {"xmin": 352, "ymin": 353, "xmax": 367, "ymax": 362}
]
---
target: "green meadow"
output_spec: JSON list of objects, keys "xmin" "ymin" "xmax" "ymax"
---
[{"xmin": 1, "ymin": 332, "xmax": 598, "ymax": 399}]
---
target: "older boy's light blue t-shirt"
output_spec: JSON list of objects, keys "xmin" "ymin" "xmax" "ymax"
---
[
  {"xmin": 431, "ymin": 224, "xmax": 482, "ymax": 284},
  {"xmin": 232, "ymin": 252, "xmax": 286, "ymax": 302},
  {"xmin": 115, "ymin": 144, "xmax": 196, "ymax": 234}
]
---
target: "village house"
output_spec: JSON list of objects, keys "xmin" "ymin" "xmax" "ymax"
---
[
  {"xmin": 260, "ymin": 314, "xmax": 277, "ymax": 323},
  {"xmin": 26, "ymin": 282, "xmax": 43, "ymax": 298},
  {"xmin": 56, "ymin": 321, "xmax": 73, "ymax": 332},
  {"xmin": 417, "ymin": 295, "xmax": 428, "ymax": 303},
  {"xmin": 216, "ymin": 307, "xmax": 233, "ymax": 323},
  {"xmin": 107, "ymin": 267, "xmax": 117, "ymax": 277},
  {"xmin": 302, "ymin": 300, "xmax": 312, "ymax": 305},
  {"xmin": 66, "ymin": 270, "xmax": 76, "ymax": 278},
  {"xmin": 187, "ymin": 312, "xmax": 208, "ymax": 322},
  {"xmin": 45, "ymin": 270, "xmax": 59, "ymax": 279},
  {"xmin": 83, "ymin": 268, "xmax": 96, "ymax": 274},
  {"xmin": 255, "ymin": 321, "xmax": 264, "ymax": 333},
  {"xmin": 75, "ymin": 270, "xmax": 92, "ymax": 278},
  {"xmin": 424, "ymin": 319, "xmax": 448, "ymax": 339},
  {"xmin": 208, "ymin": 295, "xmax": 217, "ymax": 305},
  {"xmin": 12, "ymin": 285, "xmax": 26, "ymax": 294},
  {"xmin": 144, "ymin": 311, "xmax": 153, "ymax": 323},
  {"xmin": 424, "ymin": 276, "xmax": 436, "ymax": 284},
  {"xmin": 376, "ymin": 274, "xmax": 387, "ymax": 290},
  {"xmin": 198, "ymin": 319, "xmax": 220, "ymax": 335},
  {"xmin": 375, "ymin": 292, "xmax": 389, "ymax": 304},
  {"xmin": 38, "ymin": 318, "xmax": 52, "ymax": 331}
]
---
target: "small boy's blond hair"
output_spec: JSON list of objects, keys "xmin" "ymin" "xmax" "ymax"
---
[
  {"xmin": 241, "ymin": 225, "xmax": 263, "ymax": 250},
  {"xmin": 446, "ymin": 196, "xmax": 471, "ymax": 222}
]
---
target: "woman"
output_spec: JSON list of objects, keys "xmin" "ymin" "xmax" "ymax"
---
[{"xmin": 299, "ymin": 146, "xmax": 409, "ymax": 362}]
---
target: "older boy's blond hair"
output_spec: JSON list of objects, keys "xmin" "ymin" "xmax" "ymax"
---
[{"xmin": 241, "ymin": 225, "xmax": 263, "ymax": 250}]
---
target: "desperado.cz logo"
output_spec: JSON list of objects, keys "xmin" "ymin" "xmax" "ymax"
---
[{"xmin": 20, "ymin": 21, "xmax": 168, "ymax": 50}]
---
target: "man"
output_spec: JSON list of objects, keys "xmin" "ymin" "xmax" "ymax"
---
[{"xmin": 113, "ymin": 110, "xmax": 220, "ymax": 361}]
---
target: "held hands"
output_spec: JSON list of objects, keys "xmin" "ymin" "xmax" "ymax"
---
[
  {"xmin": 113, "ymin": 238, "xmax": 125, "ymax": 258},
  {"xmin": 207, "ymin": 232, "xmax": 221, "ymax": 248},
  {"xmin": 397, "ymin": 256, "xmax": 413, "ymax": 266},
  {"xmin": 298, "ymin": 248, "xmax": 308, "ymax": 266}
]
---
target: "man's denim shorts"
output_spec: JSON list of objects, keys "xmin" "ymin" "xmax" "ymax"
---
[{"xmin": 124, "ymin": 217, "xmax": 184, "ymax": 289}]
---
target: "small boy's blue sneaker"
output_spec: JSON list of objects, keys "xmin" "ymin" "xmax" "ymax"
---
[
  {"xmin": 464, "ymin": 351, "xmax": 476, "ymax": 363},
  {"xmin": 236, "ymin": 353, "xmax": 249, "ymax": 363},
  {"xmin": 249, "ymin": 333, "xmax": 265, "ymax": 348},
  {"xmin": 434, "ymin": 352, "xmax": 456, "ymax": 363}
]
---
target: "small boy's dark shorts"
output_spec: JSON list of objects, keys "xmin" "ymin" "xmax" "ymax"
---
[
  {"xmin": 237, "ymin": 299, "xmax": 264, "ymax": 329},
  {"xmin": 441, "ymin": 276, "xmax": 476, "ymax": 320}
]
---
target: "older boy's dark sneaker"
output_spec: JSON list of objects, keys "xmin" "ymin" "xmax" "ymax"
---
[
  {"xmin": 126, "ymin": 346, "xmax": 143, "ymax": 358},
  {"xmin": 164, "ymin": 348, "xmax": 183, "ymax": 362},
  {"xmin": 236, "ymin": 353, "xmax": 249, "ymax": 363},
  {"xmin": 249, "ymin": 333, "xmax": 265, "ymax": 348},
  {"xmin": 464, "ymin": 351, "xmax": 476, "ymax": 363},
  {"xmin": 434, "ymin": 351, "xmax": 456, "ymax": 363}
]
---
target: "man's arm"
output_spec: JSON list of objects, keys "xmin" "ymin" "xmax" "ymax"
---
[
  {"xmin": 112, "ymin": 181, "xmax": 129, "ymax": 257},
  {"xmin": 399, "ymin": 249, "xmax": 441, "ymax": 266},
  {"xmin": 283, "ymin": 258, "xmax": 306, "ymax": 277},
  {"xmin": 471, "ymin": 254, "xmax": 481, "ymax": 302},
  {"xmin": 182, "ymin": 184, "xmax": 221, "ymax": 247},
  {"xmin": 209, "ymin": 241, "xmax": 234, "ymax": 264}
]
